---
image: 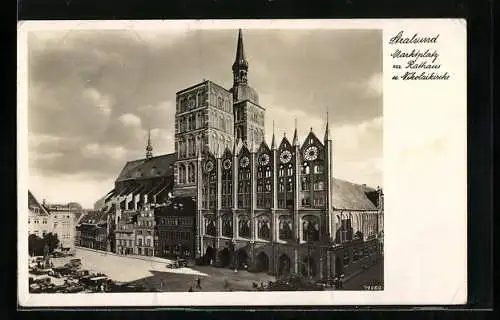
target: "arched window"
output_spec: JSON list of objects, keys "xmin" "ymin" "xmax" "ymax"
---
[
  {"xmin": 187, "ymin": 163, "xmax": 196, "ymax": 183},
  {"xmin": 205, "ymin": 217, "xmax": 216, "ymax": 236},
  {"xmin": 178, "ymin": 164, "xmax": 186, "ymax": 184},
  {"xmin": 302, "ymin": 162, "xmax": 310, "ymax": 174},
  {"xmin": 258, "ymin": 216, "xmax": 271, "ymax": 240},
  {"xmin": 302, "ymin": 216, "xmax": 320, "ymax": 241},
  {"xmin": 238, "ymin": 215, "xmax": 250, "ymax": 238},
  {"xmin": 279, "ymin": 217, "xmax": 293, "ymax": 240},
  {"xmin": 314, "ymin": 163, "xmax": 323, "ymax": 174},
  {"xmin": 222, "ymin": 215, "xmax": 233, "ymax": 237},
  {"xmin": 197, "ymin": 91, "xmax": 203, "ymax": 107}
]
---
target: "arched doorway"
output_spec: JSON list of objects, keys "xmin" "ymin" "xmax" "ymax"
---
[
  {"xmin": 335, "ymin": 256, "xmax": 343, "ymax": 277},
  {"xmin": 219, "ymin": 248, "xmax": 231, "ymax": 267},
  {"xmin": 278, "ymin": 254, "xmax": 291, "ymax": 276},
  {"xmin": 300, "ymin": 257, "xmax": 317, "ymax": 277},
  {"xmin": 255, "ymin": 252, "xmax": 270, "ymax": 273},
  {"xmin": 205, "ymin": 246, "xmax": 216, "ymax": 265},
  {"xmin": 235, "ymin": 249, "xmax": 249, "ymax": 270}
]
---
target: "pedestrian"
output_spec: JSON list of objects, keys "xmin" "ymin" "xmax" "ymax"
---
[{"xmin": 196, "ymin": 276, "xmax": 201, "ymax": 289}]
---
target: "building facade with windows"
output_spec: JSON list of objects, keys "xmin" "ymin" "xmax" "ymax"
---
[
  {"xmin": 114, "ymin": 210, "xmax": 137, "ymax": 255},
  {"xmin": 154, "ymin": 197, "xmax": 196, "ymax": 259},
  {"xmin": 135, "ymin": 207, "xmax": 156, "ymax": 256},
  {"xmin": 28, "ymin": 191, "xmax": 51, "ymax": 238},
  {"xmin": 43, "ymin": 204, "xmax": 79, "ymax": 251},
  {"xmin": 76, "ymin": 210, "xmax": 112, "ymax": 251},
  {"xmin": 28, "ymin": 191, "xmax": 80, "ymax": 252}
]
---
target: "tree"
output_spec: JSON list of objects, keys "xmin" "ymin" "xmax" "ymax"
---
[
  {"xmin": 28, "ymin": 234, "xmax": 44, "ymax": 256},
  {"xmin": 43, "ymin": 232, "xmax": 60, "ymax": 253}
]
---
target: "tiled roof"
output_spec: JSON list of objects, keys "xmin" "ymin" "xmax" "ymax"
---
[
  {"xmin": 79, "ymin": 209, "xmax": 109, "ymax": 225},
  {"xmin": 154, "ymin": 197, "xmax": 196, "ymax": 217},
  {"xmin": 28, "ymin": 190, "xmax": 49, "ymax": 216},
  {"xmin": 116, "ymin": 153, "xmax": 176, "ymax": 182},
  {"xmin": 332, "ymin": 178, "xmax": 378, "ymax": 211}
]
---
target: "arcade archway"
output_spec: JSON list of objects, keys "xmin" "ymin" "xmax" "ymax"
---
[
  {"xmin": 255, "ymin": 252, "xmax": 270, "ymax": 273},
  {"xmin": 235, "ymin": 249, "xmax": 249, "ymax": 269},
  {"xmin": 278, "ymin": 254, "xmax": 291, "ymax": 276},
  {"xmin": 300, "ymin": 256, "xmax": 316, "ymax": 277},
  {"xmin": 205, "ymin": 246, "xmax": 216, "ymax": 265},
  {"xmin": 219, "ymin": 248, "xmax": 231, "ymax": 267}
]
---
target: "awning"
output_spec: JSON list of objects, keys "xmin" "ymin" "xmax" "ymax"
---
[{"xmin": 104, "ymin": 189, "xmax": 116, "ymax": 201}]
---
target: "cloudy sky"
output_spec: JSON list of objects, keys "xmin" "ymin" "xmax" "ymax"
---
[{"xmin": 27, "ymin": 27, "xmax": 382, "ymax": 209}]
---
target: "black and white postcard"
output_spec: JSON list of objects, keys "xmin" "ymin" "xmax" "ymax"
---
[{"xmin": 17, "ymin": 19, "xmax": 467, "ymax": 307}]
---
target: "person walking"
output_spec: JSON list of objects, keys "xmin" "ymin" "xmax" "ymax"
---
[{"xmin": 196, "ymin": 276, "xmax": 202, "ymax": 289}]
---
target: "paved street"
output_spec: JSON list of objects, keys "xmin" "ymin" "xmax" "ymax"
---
[
  {"xmin": 342, "ymin": 258, "xmax": 384, "ymax": 291},
  {"xmin": 52, "ymin": 247, "xmax": 275, "ymax": 292}
]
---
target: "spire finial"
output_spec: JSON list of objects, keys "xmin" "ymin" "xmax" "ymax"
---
[
  {"xmin": 232, "ymin": 29, "xmax": 249, "ymax": 86},
  {"xmin": 146, "ymin": 128, "xmax": 153, "ymax": 159},
  {"xmin": 271, "ymin": 120, "xmax": 276, "ymax": 149},
  {"xmin": 324, "ymin": 108, "xmax": 331, "ymax": 142},
  {"xmin": 292, "ymin": 117, "xmax": 299, "ymax": 146}
]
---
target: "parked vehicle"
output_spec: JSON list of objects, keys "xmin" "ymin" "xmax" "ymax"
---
[{"xmin": 167, "ymin": 259, "xmax": 188, "ymax": 269}]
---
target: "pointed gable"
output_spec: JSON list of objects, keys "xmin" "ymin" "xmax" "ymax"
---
[
  {"xmin": 301, "ymin": 130, "xmax": 324, "ymax": 151},
  {"xmin": 278, "ymin": 136, "xmax": 292, "ymax": 152},
  {"xmin": 222, "ymin": 147, "xmax": 233, "ymax": 160},
  {"xmin": 257, "ymin": 140, "xmax": 271, "ymax": 155}
]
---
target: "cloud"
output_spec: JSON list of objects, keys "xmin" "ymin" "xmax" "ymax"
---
[{"xmin": 118, "ymin": 113, "xmax": 142, "ymax": 127}]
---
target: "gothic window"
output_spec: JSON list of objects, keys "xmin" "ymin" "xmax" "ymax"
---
[
  {"xmin": 301, "ymin": 196, "xmax": 311, "ymax": 206},
  {"xmin": 178, "ymin": 164, "xmax": 186, "ymax": 184},
  {"xmin": 302, "ymin": 162, "xmax": 310, "ymax": 174},
  {"xmin": 314, "ymin": 162, "xmax": 324, "ymax": 174},
  {"xmin": 197, "ymin": 91, "xmax": 203, "ymax": 107},
  {"xmin": 286, "ymin": 178, "xmax": 293, "ymax": 192},
  {"xmin": 238, "ymin": 215, "xmax": 251, "ymax": 238},
  {"xmin": 222, "ymin": 215, "xmax": 233, "ymax": 237},
  {"xmin": 257, "ymin": 216, "xmax": 271, "ymax": 240},
  {"xmin": 217, "ymin": 96, "xmax": 223, "ymax": 109},
  {"xmin": 278, "ymin": 179, "xmax": 285, "ymax": 192},
  {"xmin": 301, "ymin": 176, "xmax": 310, "ymax": 191},
  {"xmin": 187, "ymin": 163, "xmax": 196, "ymax": 183},
  {"xmin": 204, "ymin": 217, "xmax": 216, "ymax": 236},
  {"xmin": 313, "ymin": 181, "xmax": 324, "ymax": 190},
  {"xmin": 302, "ymin": 216, "xmax": 320, "ymax": 242},
  {"xmin": 279, "ymin": 217, "xmax": 293, "ymax": 240},
  {"xmin": 189, "ymin": 113, "xmax": 196, "ymax": 130},
  {"xmin": 237, "ymin": 127, "xmax": 243, "ymax": 140}
]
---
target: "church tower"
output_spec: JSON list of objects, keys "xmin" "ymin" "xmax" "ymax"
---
[
  {"xmin": 145, "ymin": 128, "xmax": 153, "ymax": 160},
  {"xmin": 231, "ymin": 29, "xmax": 266, "ymax": 147}
]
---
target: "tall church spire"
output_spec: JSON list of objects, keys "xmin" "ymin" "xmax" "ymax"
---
[
  {"xmin": 292, "ymin": 117, "xmax": 299, "ymax": 146},
  {"xmin": 146, "ymin": 128, "xmax": 153, "ymax": 160},
  {"xmin": 232, "ymin": 29, "xmax": 249, "ymax": 86},
  {"xmin": 324, "ymin": 109, "xmax": 331, "ymax": 141},
  {"xmin": 271, "ymin": 120, "xmax": 276, "ymax": 149}
]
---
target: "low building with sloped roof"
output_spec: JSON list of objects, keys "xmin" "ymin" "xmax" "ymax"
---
[{"xmin": 76, "ymin": 209, "xmax": 113, "ymax": 252}]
